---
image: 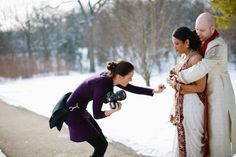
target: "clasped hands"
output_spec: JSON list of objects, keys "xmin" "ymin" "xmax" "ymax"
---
[
  {"xmin": 167, "ymin": 75, "xmax": 177, "ymax": 89},
  {"xmin": 166, "ymin": 70, "xmax": 181, "ymax": 91}
]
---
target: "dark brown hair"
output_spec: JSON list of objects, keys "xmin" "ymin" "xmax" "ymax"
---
[
  {"xmin": 106, "ymin": 60, "xmax": 134, "ymax": 78},
  {"xmin": 172, "ymin": 26, "xmax": 201, "ymax": 51}
]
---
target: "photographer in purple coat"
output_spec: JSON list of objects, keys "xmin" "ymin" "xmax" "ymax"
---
[{"xmin": 64, "ymin": 60, "xmax": 165, "ymax": 157}]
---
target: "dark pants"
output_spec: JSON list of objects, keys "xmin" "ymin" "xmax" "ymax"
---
[{"xmin": 87, "ymin": 133, "xmax": 108, "ymax": 157}]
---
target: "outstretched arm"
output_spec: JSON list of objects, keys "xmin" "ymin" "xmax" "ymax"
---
[
  {"xmin": 117, "ymin": 83, "xmax": 165, "ymax": 96},
  {"xmin": 117, "ymin": 84, "xmax": 154, "ymax": 96}
]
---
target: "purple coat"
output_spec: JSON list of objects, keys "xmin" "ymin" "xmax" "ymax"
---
[{"xmin": 65, "ymin": 72, "xmax": 154, "ymax": 142}]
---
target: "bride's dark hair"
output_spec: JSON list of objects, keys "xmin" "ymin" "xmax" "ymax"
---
[{"xmin": 172, "ymin": 26, "xmax": 201, "ymax": 51}]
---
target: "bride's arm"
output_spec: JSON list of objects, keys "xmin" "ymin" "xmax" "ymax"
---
[{"xmin": 179, "ymin": 76, "xmax": 206, "ymax": 94}]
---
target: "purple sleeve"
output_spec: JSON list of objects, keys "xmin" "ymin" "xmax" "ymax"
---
[
  {"xmin": 66, "ymin": 89, "xmax": 80, "ymax": 108},
  {"xmin": 92, "ymin": 82, "xmax": 107, "ymax": 119},
  {"xmin": 117, "ymin": 84, "xmax": 154, "ymax": 96}
]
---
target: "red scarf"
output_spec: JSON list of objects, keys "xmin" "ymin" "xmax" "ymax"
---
[
  {"xmin": 200, "ymin": 30, "xmax": 219, "ymax": 57},
  {"xmin": 200, "ymin": 30, "xmax": 219, "ymax": 157}
]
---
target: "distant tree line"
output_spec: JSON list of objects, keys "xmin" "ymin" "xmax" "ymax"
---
[{"xmin": 0, "ymin": 0, "xmax": 235, "ymax": 85}]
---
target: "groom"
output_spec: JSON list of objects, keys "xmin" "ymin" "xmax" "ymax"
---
[{"xmin": 176, "ymin": 12, "xmax": 236, "ymax": 157}]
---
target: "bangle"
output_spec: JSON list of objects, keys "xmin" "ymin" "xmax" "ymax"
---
[{"xmin": 176, "ymin": 83, "xmax": 181, "ymax": 91}]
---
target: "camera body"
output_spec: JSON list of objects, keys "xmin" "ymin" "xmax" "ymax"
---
[{"xmin": 106, "ymin": 90, "xmax": 127, "ymax": 109}]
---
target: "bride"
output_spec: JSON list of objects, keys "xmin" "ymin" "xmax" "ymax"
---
[{"xmin": 167, "ymin": 26, "xmax": 208, "ymax": 157}]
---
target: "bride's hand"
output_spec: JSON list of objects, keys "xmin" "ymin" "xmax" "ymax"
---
[{"xmin": 166, "ymin": 76, "xmax": 177, "ymax": 89}]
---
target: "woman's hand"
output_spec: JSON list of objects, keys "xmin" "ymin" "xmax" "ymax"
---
[
  {"xmin": 105, "ymin": 102, "xmax": 122, "ymax": 117},
  {"xmin": 153, "ymin": 84, "xmax": 166, "ymax": 93}
]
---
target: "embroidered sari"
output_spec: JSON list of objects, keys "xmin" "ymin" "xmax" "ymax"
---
[{"xmin": 170, "ymin": 53, "xmax": 207, "ymax": 157}]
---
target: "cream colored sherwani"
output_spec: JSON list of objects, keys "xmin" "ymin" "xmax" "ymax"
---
[{"xmin": 178, "ymin": 37, "xmax": 236, "ymax": 157}]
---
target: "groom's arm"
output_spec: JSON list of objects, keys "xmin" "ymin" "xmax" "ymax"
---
[{"xmin": 177, "ymin": 47, "xmax": 223, "ymax": 84}]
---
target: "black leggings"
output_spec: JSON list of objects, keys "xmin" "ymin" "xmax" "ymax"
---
[{"xmin": 87, "ymin": 133, "xmax": 108, "ymax": 157}]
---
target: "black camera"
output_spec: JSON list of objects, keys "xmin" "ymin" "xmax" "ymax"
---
[{"xmin": 106, "ymin": 90, "xmax": 127, "ymax": 109}]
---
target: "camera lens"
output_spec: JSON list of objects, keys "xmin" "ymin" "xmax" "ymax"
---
[{"xmin": 110, "ymin": 102, "xmax": 116, "ymax": 109}]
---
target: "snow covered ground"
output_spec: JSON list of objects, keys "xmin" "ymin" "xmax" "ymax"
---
[{"xmin": 0, "ymin": 70, "xmax": 236, "ymax": 157}]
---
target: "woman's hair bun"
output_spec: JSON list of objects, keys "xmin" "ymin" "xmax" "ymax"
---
[{"xmin": 107, "ymin": 61, "xmax": 117, "ymax": 72}]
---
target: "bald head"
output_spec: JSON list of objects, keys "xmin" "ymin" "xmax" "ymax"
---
[
  {"xmin": 196, "ymin": 12, "xmax": 215, "ymax": 27},
  {"xmin": 195, "ymin": 12, "xmax": 216, "ymax": 41}
]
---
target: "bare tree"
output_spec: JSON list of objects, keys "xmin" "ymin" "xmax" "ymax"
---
[
  {"xmin": 77, "ymin": 0, "xmax": 110, "ymax": 72},
  {"xmin": 109, "ymin": 0, "xmax": 179, "ymax": 86},
  {"xmin": 15, "ymin": 17, "xmax": 33, "ymax": 56}
]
